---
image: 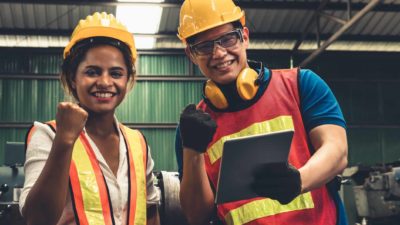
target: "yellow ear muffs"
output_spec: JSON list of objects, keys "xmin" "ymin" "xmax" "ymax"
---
[
  {"xmin": 203, "ymin": 61, "xmax": 263, "ymax": 110},
  {"xmin": 204, "ymin": 80, "xmax": 229, "ymax": 110},
  {"xmin": 236, "ymin": 67, "xmax": 259, "ymax": 100}
]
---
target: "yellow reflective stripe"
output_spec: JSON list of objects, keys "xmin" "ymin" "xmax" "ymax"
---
[
  {"xmin": 208, "ymin": 115, "xmax": 295, "ymax": 164},
  {"xmin": 72, "ymin": 138, "xmax": 106, "ymax": 225},
  {"xmin": 224, "ymin": 192, "xmax": 314, "ymax": 225},
  {"xmin": 123, "ymin": 127, "xmax": 147, "ymax": 225}
]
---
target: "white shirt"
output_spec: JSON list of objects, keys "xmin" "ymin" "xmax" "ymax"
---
[{"xmin": 20, "ymin": 118, "xmax": 160, "ymax": 225}]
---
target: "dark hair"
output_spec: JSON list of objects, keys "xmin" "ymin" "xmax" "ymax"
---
[
  {"xmin": 186, "ymin": 21, "xmax": 244, "ymax": 45},
  {"xmin": 60, "ymin": 37, "xmax": 136, "ymax": 100}
]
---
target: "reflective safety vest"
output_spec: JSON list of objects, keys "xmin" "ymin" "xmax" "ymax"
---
[
  {"xmin": 198, "ymin": 68, "xmax": 337, "ymax": 225},
  {"xmin": 31, "ymin": 121, "xmax": 148, "ymax": 225}
]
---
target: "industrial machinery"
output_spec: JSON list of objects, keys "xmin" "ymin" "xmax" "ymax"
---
[
  {"xmin": 156, "ymin": 171, "xmax": 189, "ymax": 225},
  {"xmin": 344, "ymin": 161, "xmax": 400, "ymax": 225},
  {"xmin": 0, "ymin": 142, "xmax": 25, "ymax": 225}
]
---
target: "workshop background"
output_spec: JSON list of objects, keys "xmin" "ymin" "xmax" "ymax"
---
[{"xmin": 1, "ymin": 1, "xmax": 400, "ymax": 225}]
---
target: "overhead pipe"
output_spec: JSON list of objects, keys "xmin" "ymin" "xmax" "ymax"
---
[
  {"xmin": 316, "ymin": 15, "xmax": 321, "ymax": 48},
  {"xmin": 298, "ymin": 0, "xmax": 381, "ymax": 67},
  {"xmin": 346, "ymin": 0, "xmax": 352, "ymax": 21},
  {"xmin": 291, "ymin": 0, "xmax": 330, "ymax": 53},
  {"xmin": 318, "ymin": 12, "xmax": 347, "ymax": 25}
]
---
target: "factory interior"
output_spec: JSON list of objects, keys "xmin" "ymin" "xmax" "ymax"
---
[{"xmin": 0, "ymin": 0, "xmax": 400, "ymax": 225}]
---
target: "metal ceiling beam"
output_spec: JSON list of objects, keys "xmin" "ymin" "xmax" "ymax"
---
[
  {"xmin": 0, "ymin": 0, "xmax": 180, "ymax": 7},
  {"xmin": 0, "ymin": 74, "xmax": 206, "ymax": 81},
  {"xmin": 3, "ymin": 29, "xmax": 399, "ymax": 43},
  {"xmin": 299, "ymin": 0, "xmax": 381, "ymax": 67},
  {"xmin": 0, "ymin": 122, "xmax": 178, "ymax": 129},
  {"xmin": 0, "ymin": 0, "xmax": 398, "ymax": 12},
  {"xmin": 3, "ymin": 122, "xmax": 399, "ymax": 129},
  {"xmin": 0, "ymin": 28, "xmax": 176, "ymax": 37},
  {"xmin": 291, "ymin": 0, "xmax": 330, "ymax": 53}
]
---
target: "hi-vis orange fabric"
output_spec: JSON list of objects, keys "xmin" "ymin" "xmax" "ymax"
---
[
  {"xmin": 27, "ymin": 121, "xmax": 147, "ymax": 225},
  {"xmin": 198, "ymin": 69, "xmax": 337, "ymax": 225}
]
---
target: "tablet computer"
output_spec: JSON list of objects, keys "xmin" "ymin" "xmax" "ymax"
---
[{"xmin": 215, "ymin": 130, "xmax": 294, "ymax": 204}]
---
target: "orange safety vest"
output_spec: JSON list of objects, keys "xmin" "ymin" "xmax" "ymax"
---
[
  {"xmin": 198, "ymin": 68, "xmax": 337, "ymax": 225},
  {"xmin": 28, "ymin": 121, "xmax": 147, "ymax": 225}
]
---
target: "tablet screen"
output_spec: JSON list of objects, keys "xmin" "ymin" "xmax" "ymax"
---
[{"xmin": 215, "ymin": 130, "xmax": 294, "ymax": 204}]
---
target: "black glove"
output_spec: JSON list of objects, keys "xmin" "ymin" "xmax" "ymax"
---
[
  {"xmin": 251, "ymin": 163, "xmax": 301, "ymax": 205},
  {"xmin": 179, "ymin": 104, "xmax": 217, "ymax": 153}
]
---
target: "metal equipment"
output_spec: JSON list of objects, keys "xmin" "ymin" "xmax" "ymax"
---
[
  {"xmin": 344, "ymin": 161, "xmax": 400, "ymax": 225},
  {"xmin": 156, "ymin": 171, "xmax": 189, "ymax": 225},
  {"xmin": 0, "ymin": 184, "xmax": 9, "ymax": 198},
  {"xmin": 0, "ymin": 142, "xmax": 26, "ymax": 225}
]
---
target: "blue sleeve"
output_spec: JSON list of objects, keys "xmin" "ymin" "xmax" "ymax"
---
[
  {"xmin": 299, "ymin": 69, "xmax": 346, "ymax": 132},
  {"xmin": 175, "ymin": 127, "xmax": 184, "ymax": 180},
  {"xmin": 333, "ymin": 191, "xmax": 349, "ymax": 225}
]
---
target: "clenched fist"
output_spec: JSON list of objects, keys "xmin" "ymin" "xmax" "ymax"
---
[
  {"xmin": 179, "ymin": 104, "xmax": 217, "ymax": 153},
  {"xmin": 55, "ymin": 102, "xmax": 88, "ymax": 144}
]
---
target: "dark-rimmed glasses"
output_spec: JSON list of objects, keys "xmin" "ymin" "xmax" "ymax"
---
[{"xmin": 189, "ymin": 29, "xmax": 243, "ymax": 56}]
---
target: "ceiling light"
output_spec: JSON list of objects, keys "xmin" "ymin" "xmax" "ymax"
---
[
  {"xmin": 118, "ymin": 0, "xmax": 164, "ymax": 2},
  {"xmin": 116, "ymin": 1, "xmax": 164, "ymax": 49},
  {"xmin": 116, "ymin": 1, "xmax": 163, "ymax": 34},
  {"xmin": 134, "ymin": 36, "xmax": 156, "ymax": 49}
]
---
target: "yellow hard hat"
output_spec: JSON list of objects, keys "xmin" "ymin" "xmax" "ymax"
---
[
  {"xmin": 177, "ymin": 0, "xmax": 245, "ymax": 42},
  {"xmin": 63, "ymin": 12, "xmax": 137, "ymax": 63}
]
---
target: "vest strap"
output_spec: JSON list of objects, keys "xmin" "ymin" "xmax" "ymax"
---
[{"xmin": 45, "ymin": 121, "xmax": 147, "ymax": 225}]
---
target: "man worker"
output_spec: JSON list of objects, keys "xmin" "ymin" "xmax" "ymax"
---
[{"xmin": 175, "ymin": 0, "xmax": 349, "ymax": 225}]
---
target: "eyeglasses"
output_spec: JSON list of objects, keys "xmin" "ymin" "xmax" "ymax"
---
[{"xmin": 190, "ymin": 29, "xmax": 243, "ymax": 56}]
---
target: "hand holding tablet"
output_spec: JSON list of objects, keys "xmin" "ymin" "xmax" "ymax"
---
[{"xmin": 215, "ymin": 130, "xmax": 295, "ymax": 204}]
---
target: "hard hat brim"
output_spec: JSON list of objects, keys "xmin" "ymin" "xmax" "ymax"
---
[{"xmin": 63, "ymin": 26, "xmax": 136, "ymax": 63}]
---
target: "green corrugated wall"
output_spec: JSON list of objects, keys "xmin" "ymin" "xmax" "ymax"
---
[
  {"xmin": 0, "ymin": 79, "xmax": 64, "ymax": 122},
  {"xmin": 117, "ymin": 82, "xmax": 203, "ymax": 123},
  {"xmin": 1, "ymin": 48, "xmax": 400, "ymax": 224},
  {"xmin": 0, "ymin": 80, "xmax": 203, "ymax": 124},
  {"xmin": 138, "ymin": 55, "xmax": 190, "ymax": 76},
  {"xmin": 1, "ymin": 49, "xmax": 400, "ymax": 170}
]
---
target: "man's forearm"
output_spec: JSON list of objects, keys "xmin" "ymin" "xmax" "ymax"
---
[
  {"xmin": 300, "ymin": 125, "xmax": 348, "ymax": 193},
  {"xmin": 180, "ymin": 148, "xmax": 215, "ymax": 225}
]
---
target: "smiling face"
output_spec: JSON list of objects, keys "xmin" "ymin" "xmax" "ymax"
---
[
  {"xmin": 187, "ymin": 23, "xmax": 249, "ymax": 85},
  {"xmin": 71, "ymin": 45, "xmax": 129, "ymax": 115}
]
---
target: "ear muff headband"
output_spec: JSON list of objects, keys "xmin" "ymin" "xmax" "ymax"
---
[
  {"xmin": 236, "ymin": 67, "xmax": 259, "ymax": 100},
  {"xmin": 204, "ymin": 80, "xmax": 229, "ymax": 110},
  {"xmin": 203, "ymin": 60, "xmax": 264, "ymax": 110}
]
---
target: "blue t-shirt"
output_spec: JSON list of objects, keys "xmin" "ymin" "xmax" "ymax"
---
[{"xmin": 175, "ymin": 68, "xmax": 346, "ymax": 178}]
